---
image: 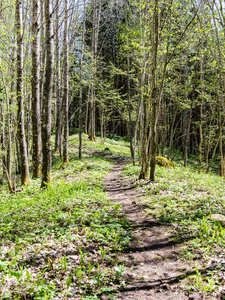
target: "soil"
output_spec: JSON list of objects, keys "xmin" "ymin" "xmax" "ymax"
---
[{"xmin": 104, "ymin": 157, "xmax": 204, "ymax": 300}]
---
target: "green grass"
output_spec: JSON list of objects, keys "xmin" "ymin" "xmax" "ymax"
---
[
  {"xmin": 1, "ymin": 135, "xmax": 225, "ymax": 299},
  {"xmin": 0, "ymin": 134, "xmax": 131, "ymax": 299},
  {"xmin": 68, "ymin": 134, "xmax": 131, "ymax": 158}
]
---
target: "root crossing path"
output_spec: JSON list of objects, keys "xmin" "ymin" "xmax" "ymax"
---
[{"xmin": 104, "ymin": 158, "xmax": 202, "ymax": 300}]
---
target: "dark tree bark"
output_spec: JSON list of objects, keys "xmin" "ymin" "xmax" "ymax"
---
[
  {"xmin": 139, "ymin": 0, "xmax": 159, "ymax": 181},
  {"xmin": 41, "ymin": 0, "xmax": 54, "ymax": 187},
  {"xmin": 79, "ymin": 0, "xmax": 86, "ymax": 159},
  {"xmin": 32, "ymin": 0, "xmax": 42, "ymax": 178},
  {"xmin": 16, "ymin": 0, "xmax": 30, "ymax": 186}
]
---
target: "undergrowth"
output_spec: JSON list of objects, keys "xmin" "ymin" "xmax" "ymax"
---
[
  {"xmin": 2, "ymin": 134, "xmax": 225, "ymax": 299},
  {"xmin": 0, "ymin": 134, "xmax": 131, "ymax": 299}
]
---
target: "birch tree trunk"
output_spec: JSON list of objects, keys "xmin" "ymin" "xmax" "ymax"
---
[{"xmin": 16, "ymin": 0, "xmax": 30, "ymax": 186}]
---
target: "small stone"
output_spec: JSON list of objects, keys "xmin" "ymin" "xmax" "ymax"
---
[{"xmin": 210, "ymin": 214, "xmax": 225, "ymax": 226}]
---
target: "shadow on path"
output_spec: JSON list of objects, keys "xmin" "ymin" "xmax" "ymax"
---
[{"xmin": 104, "ymin": 157, "xmax": 203, "ymax": 300}]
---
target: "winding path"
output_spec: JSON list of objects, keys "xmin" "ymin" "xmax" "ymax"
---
[{"xmin": 104, "ymin": 157, "xmax": 202, "ymax": 300}]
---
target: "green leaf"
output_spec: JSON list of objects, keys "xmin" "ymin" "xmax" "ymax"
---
[{"xmin": 66, "ymin": 275, "xmax": 72, "ymax": 289}]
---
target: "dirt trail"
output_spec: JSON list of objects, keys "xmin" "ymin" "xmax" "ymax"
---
[{"xmin": 104, "ymin": 158, "xmax": 203, "ymax": 300}]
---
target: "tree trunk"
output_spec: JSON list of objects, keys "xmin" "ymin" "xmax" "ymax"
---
[
  {"xmin": 160, "ymin": 101, "xmax": 167, "ymax": 157},
  {"xmin": 124, "ymin": 0, "xmax": 134, "ymax": 159},
  {"xmin": 41, "ymin": 0, "xmax": 53, "ymax": 187},
  {"xmin": 198, "ymin": 82, "xmax": 203, "ymax": 172},
  {"xmin": 62, "ymin": 0, "xmax": 69, "ymax": 164},
  {"xmin": 40, "ymin": 0, "xmax": 45, "ymax": 110},
  {"xmin": 127, "ymin": 54, "xmax": 134, "ymax": 160},
  {"xmin": 88, "ymin": 0, "xmax": 101, "ymax": 141},
  {"xmin": 149, "ymin": 90, "xmax": 158, "ymax": 182},
  {"xmin": 206, "ymin": 123, "xmax": 221, "ymax": 173},
  {"xmin": 0, "ymin": 70, "xmax": 13, "ymax": 189},
  {"xmin": 219, "ymin": 117, "xmax": 224, "ymax": 176},
  {"xmin": 133, "ymin": 94, "xmax": 142, "ymax": 166},
  {"xmin": 26, "ymin": 92, "xmax": 31, "ymax": 158},
  {"xmin": 149, "ymin": 0, "xmax": 159, "ymax": 182},
  {"xmin": 183, "ymin": 108, "xmax": 192, "ymax": 167},
  {"xmin": 85, "ymin": 86, "xmax": 90, "ymax": 135},
  {"xmin": 55, "ymin": 0, "xmax": 62, "ymax": 153},
  {"xmin": 198, "ymin": 33, "xmax": 204, "ymax": 173},
  {"xmin": 138, "ymin": 6, "xmax": 149, "ymax": 177},
  {"xmin": 16, "ymin": 0, "xmax": 30, "ymax": 186},
  {"xmin": 79, "ymin": 0, "xmax": 86, "ymax": 159},
  {"xmin": 32, "ymin": 0, "xmax": 42, "ymax": 178}
]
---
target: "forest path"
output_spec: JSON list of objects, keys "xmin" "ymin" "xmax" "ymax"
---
[{"xmin": 104, "ymin": 157, "xmax": 203, "ymax": 300}]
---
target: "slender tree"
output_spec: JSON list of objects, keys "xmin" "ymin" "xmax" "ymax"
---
[
  {"xmin": 55, "ymin": 0, "xmax": 61, "ymax": 154},
  {"xmin": 62, "ymin": 0, "xmax": 69, "ymax": 164},
  {"xmin": 88, "ymin": 0, "xmax": 102, "ymax": 141},
  {"xmin": 32, "ymin": 0, "xmax": 42, "ymax": 178},
  {"xmin": 41, "ymin": 0, "xmax": 54, "ymax": 187},
  {"xmin": 125, "ymin": 0, "xmax": 134, "ymax": 163},
  {"xmin": 0, "ymin": 70, "xmax": 13, "ymax": 191},
  {"xmin": 79, "ymin": 0, "xmax": 86, "ymax": 159},
  {"xmin": 16, "ymin": 0, "xmax": 30, "ymax": 186},
  {"xmin": 149, "ymin": 0, "xmax": 159, "ymax": 182}
]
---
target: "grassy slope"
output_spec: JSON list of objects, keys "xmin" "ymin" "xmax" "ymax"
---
[
  {"xmin": 0, "ymin": 135, "xmax": 131, "ymax": 299},
  {"xmin": 123, "ymin": 161, "xmax": 225, "ymax": 298}
]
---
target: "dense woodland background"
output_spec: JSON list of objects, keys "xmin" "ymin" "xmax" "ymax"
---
[{"xmin": 1, "ymin": 0, "xmax": 225, "ymax": 190}]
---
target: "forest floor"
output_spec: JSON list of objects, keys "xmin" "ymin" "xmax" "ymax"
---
[
  {"xmin": 103, "ymin": 154, "xmax": 225, "ymax": 300},
  {"xmin": 104, "ymin": 156, "xmax": 202, "ymax": 300},
  {"xmin": 0, "ymin": 135, "xmax": 225, "ymax": 299}
]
